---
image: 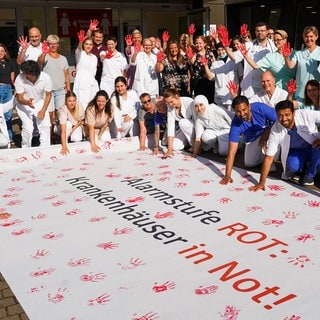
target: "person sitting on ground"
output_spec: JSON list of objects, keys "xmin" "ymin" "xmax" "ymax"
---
[
  {"xmin": 152, "ymin": 96, "xmax": 168, "ymax": 155},
  {"xmin": 219, "ymin": 95, "xmax": 277, "ymax": 185},
  {"xmin": 138, "ymin": 92, "xmax": 155, "ymax": 151},
  {"xmin": 192, "ymin": 95, "xmax": 231, "ymax": 158},
  {"xmin": 109, "ymin": 76, "xmax": 139, "ymax": 139},
  {"xmin": 56, "ymin": 91, "xmax": 85, "ymax": 155},
  {"xmin": 248, "ymin": 99, "xmax": 320, "ymax": 190},
  {"xmin": 84, "ymin": 90, "xmax": 113, "ymax": 153},
  {"xmin": 162, "ymin": 88, "xmax": 196, "ymax": 158}
]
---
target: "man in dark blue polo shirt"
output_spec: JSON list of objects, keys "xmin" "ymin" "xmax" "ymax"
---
[{"xmin": 220, "ymin": 95, "xmax": 277, "ymax": 185}]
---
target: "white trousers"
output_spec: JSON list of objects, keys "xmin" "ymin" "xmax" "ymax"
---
[
  {"xmin": 244, "ymin": 137, "xmax": 264, "ymax": 167},
  {"xmin": 178, "ymin": 118, "xmax": 195, "ymax": 146},
  {"xmin": 16, "ymin": 101, "xmax": 51, "ymax": 148},
  {"xmin": 54, "ymin": 121, "xmax": 83, "ymax": 142},
  {"xmin": 201, "ymin": 129, "xmax": 229, "ymax": 156}
]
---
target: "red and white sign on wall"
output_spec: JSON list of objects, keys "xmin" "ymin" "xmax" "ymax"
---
[{"xmin": 56, "ymin": 9, "xmax": 112, "ymax": 37}]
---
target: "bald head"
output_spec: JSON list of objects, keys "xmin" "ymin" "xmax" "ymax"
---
[
  {"xmin": 261, "ymin": 71, "xmax": 276, "ymax": 94},
  {"xmin": 28, "ymin": 27, "xmax": 42, "ymax": 47}
]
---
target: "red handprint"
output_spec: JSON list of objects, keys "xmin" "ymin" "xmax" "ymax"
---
[
  {"xmin": 226, "ymin": 80, "xmax": 238, "ymax": 97},
  {"xmin": 218, "ymin": 197, "xmax": 232, "ymax": 204},
  {"xmin": 156, "ymin": 51, "xmax": 165, "ymax": 62},
  {"xmin": 134, "ymin": 43, "xmax": 142, "ymax": 52},
  {"xmin": 295, "ymin": 233, "xmax": 315, "ymax": 243},
  {"xmin": 48, "ymin": 288, "xmax": 68, "ymax": 304},
  {"xmin": 239, "ymin": 42, "xmax": 248, "ymax": 55},
  {"xmin": 154, "ymin": 211, "xmax": 174, "ymax": 219},
  {"xmin": 77, "ymin": 30, "xmax": 86, "ymax": 42},
  {"xmin": 65, "ymin": 208, "xmax": 81, "ymax": 216},
  {"xmin": 1, "ymin": 219, "xmax": 23, "ymax": 227},
  {"xmin": 286, "ymin": 79, "xmax": 297, "ymax": 94},
  {"xmin": 80, "ymin": 272, "xmax": 106, "ymax": 282},
  {"xmin": 240, "ymin": 23, "xmax": 248, "ymax": 36},
  {"xmin": 119, "ymin": 257, "xmax": 146, "ymax": 270},
  {"xmin": 125, "ymin": 34, "xmax": 133, "ymax": 46},
  {"xmin": 67, "ymin": 258, "xmax": 91, "ymax": 267},
  {"xmin": 199, "ymin": 55, "xmax": 208, "ymax": 66},
  {"xmin": 97, "ymin": 242, "xmax": 119, "ymax": 250},
  {"xmin": 42, "ymin": 232, "xmax": 63, "ymax": 240},
  {"xmin": 152, "ymin": 281, "xmax": 176, "ymax": 292},
  {"xmin": 188, "ymin": 23, "xmax": 196, "ymax": 35},
  {"xmin": 88, "ymin": 293, "xmax": 110, "ymax": 306},
  {"xmin": 30, "ymin": 267, "xmax": 55, "ymax": 277},
  {"xmin": 42, "ymin": 41, "xmax": 49, "ymax": 54},
  {"xmin": 220, "ymin": 305, "xmax": 240, "ymax": 320},
  {"xmin": 162, "ymin": 30, "xmax": 170, "ymax": 42},
  {"xmin": 89, "ymin": 216, "xmax": 107, "ymax": 222},
  {"xmin": 195, "ymin": 284, "xmax": 218, "ymax": 295},
  {"xmin": 304, "ymin": 200, "xmax": 320, "ymax": 207},
  {"xmin": 132, "ymin": 312, "xmax": 159, "ymax": 320},
  {"xmin": 288, "ymin": 255, "xmax": 311, "ymax": 268},
  {"xmin": 282, "ymin": 42, "xmax": 292, "ymax": 57},
  {"xmin": 31, "ymin": 249, "xmax": 49, "ymax": 259},
  {"xmin": 186, "ymin": 47, "xmax": 195, "ymax": 60},
  {"xmin": 126, "ymin": 196, "xmax": 144, "ymax": 203},
  {"xmin": 89, "ymin": 19, "xmax": 99, "ymax": 31},
  {"xmin": 12, "ymin": 228, "xmax": 32, "ymax": 236},
  {"xmin": 113, "ymin": 227, "xmax": 133, "ymax": 235}
]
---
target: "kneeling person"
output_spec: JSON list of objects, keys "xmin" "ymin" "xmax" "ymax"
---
[{"xmin": 249, "ymin": 100, "xmax": 320, "ymax": 191}]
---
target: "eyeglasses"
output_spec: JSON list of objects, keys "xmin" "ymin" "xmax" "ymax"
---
[
  {"xmin": 274, "ymin": 38, "xmax": 284, "ymax": 43},
  {"xmin": 142, "ymin": 99, "xmax": 151, "ymax": 104}
]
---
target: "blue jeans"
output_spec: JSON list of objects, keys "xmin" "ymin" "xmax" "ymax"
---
[
  {"xmin": 287, "ymin": 146, "xmax": 320, "ymax": 178},
  {"xmin": 0, "ymin": 84, "xmax": 13, "ymax": 141}
]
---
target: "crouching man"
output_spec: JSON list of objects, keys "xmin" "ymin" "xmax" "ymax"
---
[{"xmin": 249, "ymin": 99, "xmax": 320, "ymax": 191}]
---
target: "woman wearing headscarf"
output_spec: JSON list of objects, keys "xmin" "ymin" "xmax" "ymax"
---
[{"xmin": 192, "ymin": 95, "xmax": 232, "ymax": 157}]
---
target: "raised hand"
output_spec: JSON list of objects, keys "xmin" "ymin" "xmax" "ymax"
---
[
  {"xmin": 282, "ymin": 42, "xmax": 292, "ymax": 57},
  {"xmin": 226, "ymin": 80, "xmax": 239, "ymax": 97},
  {"xmin": 89, "ymin": 19, "xmax": 99, "ymax": 31},
  {"xmin": 186, "ymin": 47, "xmax": 195, "ymax": 60},
  {"xmin": 42, "ymin": 41, "xmax": 49, "ymax": 54},
  {"xmin": 17, "ymin": 36, "xmax": 29, "ymax": 49},
  {"xmin": 134, "ymin": 43, "xmax": 141, "ymax": 53},
  {"xmin": 162, "ymin": 31, "xmax": 170, "ymax": 42},
  {"xmin": 105, "ymin": 50, "xmax": 113, "ymax": 59},
  {"xmin": 77, "ymin": 30, "xmax": 86, "ymax": 42},
  {"xmin": 239, "ymin": 43, "xmax": 248, "ymax": 55},
  {"xmin": 217, "ymin": 25, "xmax": 228, "ymax": 38},
  {"xmin": 199, "ymin": 55, "xmax": 208, "ymax": 66},
  {"xmin": 286, "ymin": 79, "xmax": 297, "ymax": 94},
  {"xmin": 210, "ymin": 29, "xmax": 219, "ymax": 41},
  {"xmin": 156, "ymin": 51, "xmax": 165, "ymax": 62},
  {"xmin": 220, "ymin": 32, "xmax": 231, "ymax": 47},
  {"xmin": 125, "ymin": 34, "xmax": 133, "ymax": 46},
  {"xmin": 188, "ymin": 23, "xmax": 196, "ymax": 35},
  {"xmin": 240, "ymin": 23, "xmax": 248, "ymax": 36}
]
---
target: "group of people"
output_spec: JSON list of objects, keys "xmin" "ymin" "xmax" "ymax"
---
[{"xmin": 0, "ymin": 19, "xmax": 319, "ymax": 189}]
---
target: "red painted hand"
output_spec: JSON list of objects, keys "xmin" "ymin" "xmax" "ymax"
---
[
  {"xmin": 188, "ymin": 23, "xmax": 196, "ymax": 35},
  {"xmin": 286, "ymin": 79, "xmax": 297, "ymax": 94},
  {"xmin": 77, "ymin": 30, "xmax": 86, "ymax": 42},
  {"xmin": 162, "ymin": 31, "xmax": 170, "ymax": 42}
]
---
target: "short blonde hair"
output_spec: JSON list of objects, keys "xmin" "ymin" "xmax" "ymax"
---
[
  {"xmin": 47, "ymin": 34, "xmax": 59, "ymax": 43},
  {"xmin": 274, "ymin": 29, "xmax": 288, "ymax": 39}
]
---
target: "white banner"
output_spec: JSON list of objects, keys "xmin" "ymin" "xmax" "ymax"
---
[{"xmin": 0, "ymin": 137, "xmax": 319, "ymax": 320}]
